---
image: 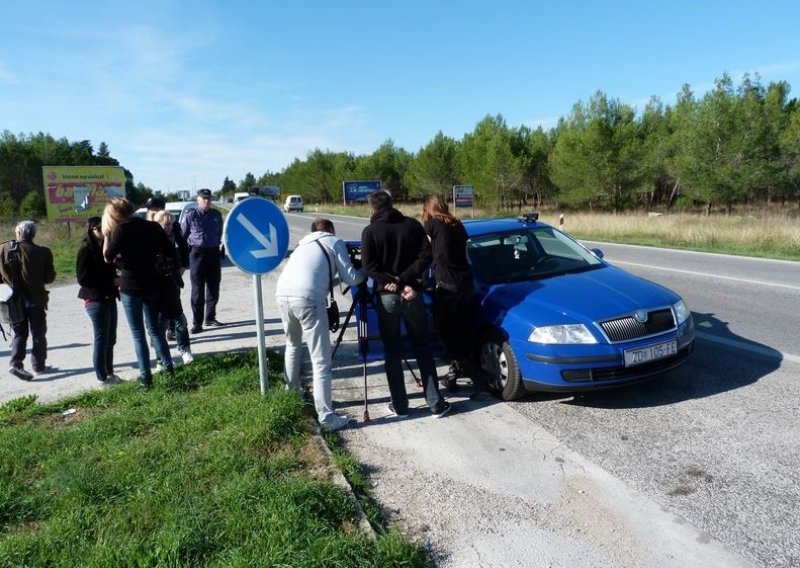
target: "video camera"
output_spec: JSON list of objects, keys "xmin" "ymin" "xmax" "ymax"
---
[{"xmin": 345, "ymin": 241, "xmax": 362, "ymax": 269}]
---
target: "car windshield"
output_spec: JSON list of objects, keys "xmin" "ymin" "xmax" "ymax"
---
[{"xmin": 466, "ymin": 226, "xmax": 602, "ymax": 284}]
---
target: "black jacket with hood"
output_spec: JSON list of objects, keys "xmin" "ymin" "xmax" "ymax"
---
[{"xmin": 360, "ymin": 207, "xmax": 432, "ymax": 292}]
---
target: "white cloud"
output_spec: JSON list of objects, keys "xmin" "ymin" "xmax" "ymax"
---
[{"xmin": 117, "ymin": 102, "xmax": 374, "ymax": 190}]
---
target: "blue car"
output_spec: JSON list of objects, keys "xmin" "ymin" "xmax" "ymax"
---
[{"xmin": 464, "ymin": 214, "xmax": 695, "ymax": 400}]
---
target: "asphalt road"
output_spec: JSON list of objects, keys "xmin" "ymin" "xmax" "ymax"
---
[{"xmin": 2, "ymin": 209, "xmax": 797, "ymax": 567}]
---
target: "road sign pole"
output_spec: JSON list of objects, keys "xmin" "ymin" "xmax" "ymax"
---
[
  {"xmin": 223, "ymin": 198, "xmax": 290, "ymax": 397},
  {"xmin": 253, "ymin": 273, "xmax": 269, "ymax": 395}
]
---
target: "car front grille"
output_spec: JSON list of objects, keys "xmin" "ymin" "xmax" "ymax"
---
[{"xmin": 598, "ymin": 308, "xmax": 675, "ymax": 343}]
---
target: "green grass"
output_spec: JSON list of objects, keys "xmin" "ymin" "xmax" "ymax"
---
[{"xmin": 0, "ymin": 351, "xmax": 427, "ymax": 568}]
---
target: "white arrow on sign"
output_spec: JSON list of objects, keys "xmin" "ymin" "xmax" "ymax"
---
[{"xmin": 236, "ymin": 213, "xmax": 280, "ymax": 258}]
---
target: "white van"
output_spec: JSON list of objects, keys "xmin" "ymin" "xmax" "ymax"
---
[
  {"xmin": 283, "ymin": 195, "xmax": 304, "ymax": 212},
  {"xmin": 233, "ymin": 192, "xmax": 250, "ymax": 203}
]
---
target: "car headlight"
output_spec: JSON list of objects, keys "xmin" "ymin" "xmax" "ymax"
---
[
  {"xmin": 528, "ymin": 324, "xmax": 598, "ymax": 344},
  {"xmin": 673, "ymin": 299, "xmax": 691, "ymax": 325}
]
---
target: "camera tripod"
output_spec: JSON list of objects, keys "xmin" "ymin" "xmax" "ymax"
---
[{"xmin": 332, "ymin": 284, "xmax": 421, "ymax": 422}]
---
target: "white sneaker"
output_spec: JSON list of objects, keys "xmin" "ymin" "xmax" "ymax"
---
[
  {"xmin": 181, "ymin": 351, "xmax": 194, "ymax": 364},
  {"xmin": 320, "ymin": 413, "xmax": 352, "ymax": 432}
]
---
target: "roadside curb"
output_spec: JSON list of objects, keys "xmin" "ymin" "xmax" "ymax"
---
[{"xmin": 311, "ymin": 423, "xmax": 376, "ymax": 539}]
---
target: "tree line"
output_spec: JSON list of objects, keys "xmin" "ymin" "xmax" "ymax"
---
[
  {"xmin": 3, "ymin": 73, "xmax": 800, "ymax": 219},
  {"xmin": 248, "ymin": 74, "xmax": 800, "ymax": 214}
]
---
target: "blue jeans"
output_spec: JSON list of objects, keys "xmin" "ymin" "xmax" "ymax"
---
[
  {"xmin": 85, "ymin": 298, "xmax": 117, "ymax": 381},
  {"xmin": 374, "ymin": 292, "xmax": 443, "ymax": 414},
  {"xmin": 160, "ymin": 312, "xmax": 190, "ymax": 354},
  {"xmin": 120, "ymin": 291, "xmax": 172, "ymax": 380}
]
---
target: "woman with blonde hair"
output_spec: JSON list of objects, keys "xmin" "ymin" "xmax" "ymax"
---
[
  {"xmin": 102, "ymin": 197, "xmax": 175, "ymax": 388},
  {"xmin": 422, "ymin": 194, "xmax": 489, "ymax": 399},
  {"xmin": 153, "ymin": 209, "xmax": 193, "ymax": 364}
]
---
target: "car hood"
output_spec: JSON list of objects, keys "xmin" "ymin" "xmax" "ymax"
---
[{"xmin": 479, "ymin": 264, "xmax": 680, "ymax": 326}]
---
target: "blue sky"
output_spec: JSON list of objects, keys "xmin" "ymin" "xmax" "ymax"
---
[{"xmin": 2, "ymin": 0, "xmax": 799, "ymax": 193}]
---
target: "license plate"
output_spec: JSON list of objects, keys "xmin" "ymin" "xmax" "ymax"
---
[{"xmin": 624, "ymin": 340, "xmax": 678, "ymax": 367}]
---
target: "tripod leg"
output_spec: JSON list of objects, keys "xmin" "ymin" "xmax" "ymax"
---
[
  {"xmin": 362, "ymin": 355, "xmax": 370, "ymax": 422},
  {"xmin": 404, "ymin": 358, "xmax": 422, "ymax": 387},
  {"xmin": 357, "ymin": 289, "xmax": 370, "ymax": 422},
  {"xmin": 331, "ymin": 294, "xmax": 358, "ymax": 360}
]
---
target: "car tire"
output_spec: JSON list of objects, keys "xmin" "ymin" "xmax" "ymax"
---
[{"xmin": 479, "ymin": 329, "xmax": 526, "ymax": 401}]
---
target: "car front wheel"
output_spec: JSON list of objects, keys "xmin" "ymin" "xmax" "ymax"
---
[{"xmin": 479, "ymin": 330, "xmax": 526, "ymax": 401}]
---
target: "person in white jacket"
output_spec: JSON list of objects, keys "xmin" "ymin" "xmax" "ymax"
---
[{"xmin": 275, "ymin": 218, "xmax": 365, "ymax": 431}]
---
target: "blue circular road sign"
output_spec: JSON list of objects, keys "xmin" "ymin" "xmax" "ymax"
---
[{"xmin": 223, "ymin": 198, "xmax": 290, "ymax": 275}]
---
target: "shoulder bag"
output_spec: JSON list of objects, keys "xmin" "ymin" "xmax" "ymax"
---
[{"xmin": 314, "ymin": 240, "xmax": 339, "ymax": 333}]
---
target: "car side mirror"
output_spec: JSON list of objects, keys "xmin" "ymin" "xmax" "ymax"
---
[{"xmin": 590, "ymin": 248, "xmax": 604, "ymax": 259}]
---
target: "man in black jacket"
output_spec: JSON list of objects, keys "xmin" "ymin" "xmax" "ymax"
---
[
  {"xmin": 360, "ymin": 191, "xmax": 450, "ymax": 418},
  {"xmin": 0, "ymin": 220, "xmax": 56, "ymax": 380}
]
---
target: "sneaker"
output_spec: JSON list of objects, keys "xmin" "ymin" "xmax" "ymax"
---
[
  {"xmin": 387, "ymin": 403, "xmax": 409, "ymax": 418},
  {"xmin": 9, "ymin": 367, "xmax": 33, "ymax": 381},
  {"xmin": 33, "ymin": 365, "xmax": 56, "ymax": 376},
  {"xmin": 204, "ymin": 318, "xmax": 224, "ymax": 327},
  {"xmin": 180, "ymin": 351, "xmax": 194, "ymax": 364},
  {"xmin": 320, "ymin": 413, "xmax": 352, "ymax": 431},
  {"xmin": 138, "ymin": 377, "xmax": 153, "ymax": 389},
  {"xmin": 432, "ymin": 400, "xmax": 452, "ymax": 418},
  {"xmin": 190, "ymin": 325, "xmax": 203, "ymax": 334}
]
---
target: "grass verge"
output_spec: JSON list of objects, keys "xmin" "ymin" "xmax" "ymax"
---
[{"xmin": 0, "ymin": 350, "xmax": 427, "ymax": 568}]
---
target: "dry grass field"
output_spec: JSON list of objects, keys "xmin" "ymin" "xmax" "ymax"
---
[{"xmin": 370, "ymin": 205, "xmax": 800, "ymax": 262}]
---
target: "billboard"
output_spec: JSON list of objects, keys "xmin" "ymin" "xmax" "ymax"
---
[
  {"xmin": 343, "ymin": 180, "xmax": 381, "ymax": 204},
  {"xmin": 43, "ymin": 166, "xmax": 126, "ymax": 223},
  {"xmin": 453, "ymin": 185, "xmax": 474, "ymax": 208},
  {"xmin": 251, "ymin": 185, "xmax": 280, "ymax": 198}
]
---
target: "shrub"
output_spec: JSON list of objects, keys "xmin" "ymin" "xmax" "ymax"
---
[{"xmin": 19, "ymin": 190, "xmax": 45, "ymax": 219}]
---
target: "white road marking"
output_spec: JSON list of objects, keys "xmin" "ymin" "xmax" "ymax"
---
[{"xmin": 611, "ymin": 260, "xmax": 800, "ymax": 292}]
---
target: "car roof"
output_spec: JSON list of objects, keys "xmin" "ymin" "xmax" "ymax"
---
[
  {"xmin": 166, "ymin": 201, "xmax": 196, "ymax": 210},
  {"xmin": 463, "ymin": 215, "xmax": 553, "ymax": 238}
]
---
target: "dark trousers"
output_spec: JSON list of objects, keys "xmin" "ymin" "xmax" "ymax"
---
[
  {"xmin": 375, "ymin": 292, "xmax": 444, "ymax": 414},
  {"xmin": 189, "ymin": 246, "xmax": 221, "ymax": 326},
  {"xmin": 433, "ymin": 285, "xmax": 477, "ymax": 361},
  {"xmin": 85, "ymin": 298, "xmax": 117, "ymax": 381},
  {"xmin": 10, "ymin": 304, "xmax": 47, "ymax": 371},
  {"xmin": 434, "ymin": 284, "xmax": 488, "ymax": 389}
]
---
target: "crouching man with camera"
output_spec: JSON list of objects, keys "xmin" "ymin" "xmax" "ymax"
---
[{"xmin": 275, "ymin": 218, "xmax": 365, "ymax": 431}]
